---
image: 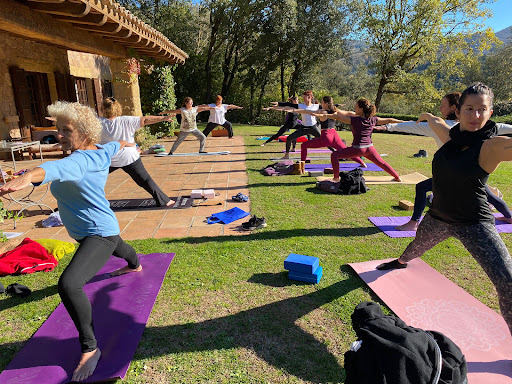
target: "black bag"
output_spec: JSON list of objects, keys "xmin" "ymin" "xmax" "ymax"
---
[
  {"xmin": 262, "ymin": 160, "xmax": 295, "ymax": 176},
  {"xmin": 338, "ymin": 168, "xmax": 367, "ymax": 195},
  {"xmin": 426, "ymin": 330, "xmax": 468, "ymax": 384}
]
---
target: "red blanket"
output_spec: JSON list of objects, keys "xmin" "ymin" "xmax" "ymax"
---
[{"xmin": 0, "ymin": 238, "xmax": 57, "ymax": 276}]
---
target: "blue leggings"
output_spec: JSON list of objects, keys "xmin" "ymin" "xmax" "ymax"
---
[{"xmin": 411, "ymin": 178, "xmax": 511, "ymax": 222}]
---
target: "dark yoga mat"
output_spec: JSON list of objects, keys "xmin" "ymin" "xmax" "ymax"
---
[
  {"xmin": 109, "ymin": 196, "xmax": 193, "ymax": 211},
  {"xmin": 0, "ymin": 252, "xmax": 175, "ymax": 384},
  {"xmin": 305, "ymin": 163, "xmax": 383, "ymax": 172}
]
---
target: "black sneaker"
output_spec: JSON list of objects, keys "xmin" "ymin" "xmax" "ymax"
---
[
  {"xmin": 242, "ymin": 215, "xmax": 267, "ymax": 231},
  {"xmin": 413, "ymin": 149, "xmax": 427, "ymax": 157}
]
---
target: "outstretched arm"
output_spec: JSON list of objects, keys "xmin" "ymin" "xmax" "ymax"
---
[
  {"xmin": 0, "ymin": 167, "xmax": 46, "ymax": 196},
  {"xmin": 140, "ymin": 115, "xmax": 174, "ymax": 127},
  {"xmin": 417, "ymin": 113, "xmax": 451, "ymax": 144},
  {"xmin": 196, "ymin": 106, "xmax": 216, "ymax": 112},
  {"xmin": 313, "ymin": 112, "xmax": 351, "ymax": 124},
  {"xmin": 159, "ymin": 109, "xmax": 181, "ymax": 115},
  {"xmin": 227, "ymin": 104, "xmax": 243, "ymax": 110},
  {"xmin": 374, "ymin": 117, "xmax": 403, "ymax": 125}
]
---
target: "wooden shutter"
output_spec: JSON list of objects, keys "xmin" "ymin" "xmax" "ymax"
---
[
  {"xmin": 92, "ymin": 78, "xmax": 103, "ymax": 117},
  {"xmin": 55, "ymin": 72, "xmax": 78, "ymax": 102},
  {"xmin": 9, "ymin": 66, "xmax": 33, "ymax": 128}
]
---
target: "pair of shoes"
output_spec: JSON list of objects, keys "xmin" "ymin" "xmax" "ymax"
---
[
  {"xmin": 413, "ymin": 149, "xmax": 428, "ymax": 157},
  {"xmin": 232, "ymin": 192, "xmax": 248, "ymax": 202},
  {"xmin": 242, "ymin": 215, "xmax": 267, "ymax": 230},
  {"xmin": 290, "ymin": 161, "xmax": 306, "ymax": 175}
]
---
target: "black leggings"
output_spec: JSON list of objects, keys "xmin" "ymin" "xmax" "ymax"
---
[
  {"xmin": 58, "ymin": 235, "xmax": 140, "ymax": 352},
  {"xmin": 264, "ymin": 124, "xmax": 298, "ymax": 147},
  {"xmin": 399, "ymin": 214, "xmax": 512, "ymax": 335},
  {"xmin": 109, "ymin": 158, "xmax": 170, "ymax": 206},
  {"xmin": 285, "ymin": 124, "xmax": 321, "ymax": 153},
  {"xmin": 203, "ymin": 121, "xmax": 233, "ymax": 138}
]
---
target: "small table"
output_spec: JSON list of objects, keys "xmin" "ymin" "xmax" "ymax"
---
[{"xmin": 0, "ymin": 141, "xmax": 42, "ymax": 171}]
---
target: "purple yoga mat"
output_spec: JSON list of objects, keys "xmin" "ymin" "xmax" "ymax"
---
[
  {"xmin": 369, "ymin": 213, "xmax": 512, "ymax": 238},
  {"xmin": 0, "ymin": 252, "xmax": 175, "ymax": 384},
  {"xmin": 305, "ymin": 163, "xmax": 383, "ymax": 172}
]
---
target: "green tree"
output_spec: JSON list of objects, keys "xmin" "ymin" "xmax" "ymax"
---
[{"xmin": 358, "ymin": 0, "xmax": 497, "ymax": 110}]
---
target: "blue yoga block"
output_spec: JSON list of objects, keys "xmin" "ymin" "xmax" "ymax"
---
[
  {"xmin": 289, "ymin": 266, "xmax": 323, "ymax": 284},
  {"xmin": 284, "ymin": 253, "xmax": 320, "ymax": 274}
]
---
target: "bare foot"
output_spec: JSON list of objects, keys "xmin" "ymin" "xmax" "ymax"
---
[
  {"xmin": 110, "ymin": 264, "xmax": 143, "ymax": 277},
  {"xmin": 361, "ymin": 163, "xmax": 367, "ymax": 168},
  {"xmin": 496, "ymin": 216, "xmax": 512, "ymax": 224},
  {"xmin": 166, "ymin": 199, "xmax": 176, "ymax": 206},
  {"xmin": 72, "ymin": 348, "xmax": 101, "ymax": 382},
  {"xmin": 393, "ymin": 177, "xmax": 402, "ymax": 182},
  {"xmin": 279, "ymin": 154, "xmax": 290, "ymax": 160},
  {"xmin": 395, "ymin": 220, "xmax": 419, "ymax": 231},
  {"xmin": 260, "ymin": 143, "xmax": 265, "ymax": 146},
  {"xmin": 332, "ymin": 178, "xmax": 340, "ymax": 183}
]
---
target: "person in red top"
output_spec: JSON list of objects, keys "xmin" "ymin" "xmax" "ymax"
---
[{"xmin": 315, "ymin": 98, "xmax": 403, "ymax": 182}]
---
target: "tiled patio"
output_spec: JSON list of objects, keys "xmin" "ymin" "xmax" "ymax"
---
[{"xmin": 0, "ymin": 135, "xmax": 250, "ymax": 248}]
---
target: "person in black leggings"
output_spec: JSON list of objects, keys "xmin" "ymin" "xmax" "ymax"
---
[
  {"xmin": 0, "ymin": 101, "xmax": 142, "ymax": 382},
  {"xmin": 267, "ymin": 90, "xmax": 322, "ymax": 159},
  {"xmin": 201, "ymin": 95, "xmax": 243, "ymax": 138},
  {"xmin": 376, "ymin": 83, "xmax": 512, "ymax": 337},
  {"xmin": 261, "ymin": 96, "xmax": 300, "ymax": 150}
]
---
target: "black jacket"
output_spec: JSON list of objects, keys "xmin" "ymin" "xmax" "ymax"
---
[{"xmin": 345, "ymin": 302, "xmax": 467, "ymax": 384}]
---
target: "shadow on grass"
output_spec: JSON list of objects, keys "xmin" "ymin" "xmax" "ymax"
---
[
  {"xmin": 137, "ymin": 275, "xmax": 357, "ymax": 383},
  {"xmin": 0, "ymin": 284, "xmax": 59, "ymax": 312},
  {"xmin": 162, "ymin": 227, "xmax": 381, "ymax": 245}
]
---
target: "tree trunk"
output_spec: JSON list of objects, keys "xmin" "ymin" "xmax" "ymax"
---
[
  {"xmin": 280, "ymin": 59, "xmax": 285, "ymax": 101},
  {"xmin": 374, "ymin": 76, "xmax": 388, "ymax": 112}
]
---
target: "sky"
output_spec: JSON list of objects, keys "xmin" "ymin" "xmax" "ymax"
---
[{"xmin": 481, "ymin": 0, "xmax": 512, "ymax": 32}]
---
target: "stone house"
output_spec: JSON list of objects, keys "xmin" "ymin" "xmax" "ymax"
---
[{"xmin": 0, "ymin": 0, "xmax": 187, "ymax": 139}]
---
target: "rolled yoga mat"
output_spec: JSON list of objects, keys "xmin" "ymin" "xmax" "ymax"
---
[
  {"xmin": 109, "ymin": 196, "xmax": 193, "ymax": 211},
  {"xmin": 369, "ymin": 213, "xmax": 512, "ymax": 238},
  {"xmin": 305, "ymin": 163, "xmax": 383, "ymax": 172},
  {"xmin": 0, "ymin": 252, "xmax": 175, "ymax": 384},
  {"xmin": 316, "ymin": 172, "xmax": 428, "ymax": 185},
  {"xmin": 348, "ymin": 258, "xmax": 512, "ymax": 384}
]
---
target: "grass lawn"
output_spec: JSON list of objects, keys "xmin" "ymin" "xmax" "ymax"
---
[{"xmin": 2, "ymin": 124, "xmax": 512, "ymax": 383}]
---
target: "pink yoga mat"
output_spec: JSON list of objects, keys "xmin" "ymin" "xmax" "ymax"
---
[
  {"xmin": 0, "ymin": 253, "xmax": 175, "ymax": 384},
  {"xmin": 283, "ymin": 149, "xmax": 333, "ymax": 153},
  {"xmin": 349, "ymin": 258, "xmax": 512, "ymax": 383},
  {"xmin": 369, "ymin": 214, "xmax": 512, "ymax": 238}
]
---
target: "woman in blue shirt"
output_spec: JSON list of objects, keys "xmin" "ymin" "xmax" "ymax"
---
[{"xmin": 0, "ymin": 101, "xmax": 140, "ymax": 382}]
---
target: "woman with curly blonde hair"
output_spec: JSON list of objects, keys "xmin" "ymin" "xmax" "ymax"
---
[{"xmin": 0, "ymin": 101, "xmax": 141, "ymax": 382}]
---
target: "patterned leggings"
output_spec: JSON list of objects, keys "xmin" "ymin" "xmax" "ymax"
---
[{"xmin": 399, "ymin": 214, "xmax": 512, "ymax": 335}]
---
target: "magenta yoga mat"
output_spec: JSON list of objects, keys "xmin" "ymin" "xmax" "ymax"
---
[
  {"xmin": 0, "ymin": 252, "xmax": 175, "ymax": 384},
  {"xmin": 369, "ymin": 214, "xmax": 512, "ymax": 238},
  {"xmin": 349, "ymin": 258, "xmax": 512, "ymax": 384}
]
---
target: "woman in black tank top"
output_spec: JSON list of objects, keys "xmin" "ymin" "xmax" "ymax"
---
[{"xmin": 376, "ymin": 83, "xmax": 512, "ymax": 337}]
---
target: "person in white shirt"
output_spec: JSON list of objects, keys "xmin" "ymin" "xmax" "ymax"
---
[
  {"xmin": 267, "ymin": 90, "xmax": 322, "ymax": 159},
  {"xmin": 160, "ymin": 97, "xmax": 216, "ymax": 155},
  {"xmin": 201, "ymin": 95, "xmax": 243, "ymax": 139},
  {"xmin": 100, "ymin": 97, "xmax": 175, "ymax": 207}
]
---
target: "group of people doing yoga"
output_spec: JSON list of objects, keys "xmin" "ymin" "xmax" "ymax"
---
[
  {"xmin": 160, "ymin": 95, "xmax": 242, "ymax": 155},
  {"xmin": 265, "ymin": 84, "xmax": 512, "ymax": 337},
  {"xmin": 264, "ymin": 90, "xmax": 403, "ymax": 182},
  {"xmin": 0, "ymin": 93, "xmax": 241, "ymax": 381}
]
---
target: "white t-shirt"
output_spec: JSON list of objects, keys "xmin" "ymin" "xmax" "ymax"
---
[
  {"xmin": 298, "ymin": 103, "xmax": 319, "ymax": 126},
  {"xmin": 180, "ymin": 107, "xmax": 198, "ymax": 132},
  {"xmin": 100, "ymin": 116, "xmax": 140, "ymax": 167},
  {"xmin": 208, "ymin": 104, "xmax": 229, "ymax": 125}
]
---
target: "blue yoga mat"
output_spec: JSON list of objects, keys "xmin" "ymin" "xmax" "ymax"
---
[{"xmin": 207, "ymin": 207, "xmax": 250, "ymax": 224}]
